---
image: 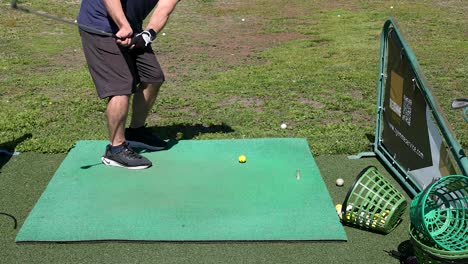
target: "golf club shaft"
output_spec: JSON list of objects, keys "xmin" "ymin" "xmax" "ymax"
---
[{"xmin": 11, "ymin": 1, "xmax": 121, "ymax": 39}]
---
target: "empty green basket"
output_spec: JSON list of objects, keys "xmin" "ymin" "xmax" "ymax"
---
[
  {"xmin": 409, "ymin": 224, "xmax": 468, "ymax": 263},
  {"xmin": 342, "ymin": 166, "xmax": 407, "ymax": 234},
  {"xmin": 410, "ymin": 175, "xmax": 468, "ymax": 251}
]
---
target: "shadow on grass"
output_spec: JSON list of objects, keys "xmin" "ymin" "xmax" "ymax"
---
[
  {"xmin": 147, "ymin": 123, "xmax": 235, "ymax": 140},
  {"xmin": 0, "ymin": 133, "xmax": 32, "ymax": 170},
  {"xmin": 80, "ymin": 123, "xmax": 234, "ymax": 170},
  {"xmin": 365, "ymin": 133, "xmax": 375, "ymax": 144},
  {"xmin": 385, "ymin": 240, "xmax": 416, "ymax": 264},
  {"xmin": 0, "ymin": 134, "xmax": 30, "ymax": 230}
]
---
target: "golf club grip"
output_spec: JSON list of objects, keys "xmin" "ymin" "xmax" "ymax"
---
[
  {"xmin": 77, "ymin": 23, "xmax": 117, "ymax": 39},
  {"xmin": 11, "ymin": 3, "xmax": 122, "ymax": 39}
]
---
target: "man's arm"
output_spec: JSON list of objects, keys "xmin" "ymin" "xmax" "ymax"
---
[
  {"xmin": 103, "ymin": 0, "xmax": 132, "ymax": 45},
  {"xmin": 130, "ymin": 0, "xmax": 179, "ymax": 49},
  {"xmin": 145, "ymin": 0, "xmax": 180, "ymax": 34}
]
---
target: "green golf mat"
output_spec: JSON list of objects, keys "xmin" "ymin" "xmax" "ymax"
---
[{"xmin": 16, "ymin": 138, "xmax": 347, "ymax": 242}]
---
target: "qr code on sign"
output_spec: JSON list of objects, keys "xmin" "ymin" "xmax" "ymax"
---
[{"xmin": 402, "ymin": 95, "xmax": 412, "ymax": 126}]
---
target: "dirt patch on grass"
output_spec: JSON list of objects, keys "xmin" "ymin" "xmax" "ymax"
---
[
  {"xmin": 157, "ymin": 9, "xmax": 307, "ymax": 80},
  {"xmin": 216, "ymin": 96, "xmax": 265, "ymax": 112},
  {"xmin": 46, "ymin": 47, "xmax": 86, "ymax": 71},
  {"xmin": 298, "ymin": 98, "xmax": 325, "ymax": 109},
  {"xmin": 184, "ymin": 31, "xmax": 303, "ymax": 66}
]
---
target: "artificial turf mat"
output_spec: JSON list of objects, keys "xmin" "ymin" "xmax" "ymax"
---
[{"xmin": 15, "ymin": 138, "xmax": 346, "ymax": 242}]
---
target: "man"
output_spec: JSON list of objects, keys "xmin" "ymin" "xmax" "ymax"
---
[{"xmin": 77, "ymin": 0, "xmax": 180, "ymax": 169}]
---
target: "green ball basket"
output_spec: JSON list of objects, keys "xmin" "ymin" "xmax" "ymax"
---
[
  {"xmin": 410, "ymin": 175, "xmax": 468, "ymax": 251},
  {"xmin": 342, "ymin": 166, "xmax": 407, "ymax": 234},
  {"xmin": 409, "ymin": 224, "xmax": 468, "ymax": 263}
]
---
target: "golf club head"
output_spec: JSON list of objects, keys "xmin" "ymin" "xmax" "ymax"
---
[{"xmin": 451, "ymin": 98, "xmax": 468, "ymax": 109}]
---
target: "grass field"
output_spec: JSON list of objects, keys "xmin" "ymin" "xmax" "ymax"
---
[{"xmin": 0, "ymin": 0, "xmax": 467, "ymax": 263}]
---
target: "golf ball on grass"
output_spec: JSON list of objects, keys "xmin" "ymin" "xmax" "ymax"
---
[
  {"xmin": 336, "ymin": 178, "xmax": 344, "ymax": 186},
  {"xmin": 280, "ymin": 123, "xmax": 287, "ymax": 129},
  {"xmin": 238, "ymin": 155, "xmax": 247, "ymax": 163}
]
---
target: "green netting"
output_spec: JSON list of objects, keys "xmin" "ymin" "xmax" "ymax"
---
[
  {"xmin": 410, "ymin": 175, "xmax": 468, "ymax": 251},
  {"xmin": 341, "ymin": 166, "xmax": 407, "ymax": 234}
]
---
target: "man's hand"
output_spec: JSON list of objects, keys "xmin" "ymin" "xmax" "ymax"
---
[
  {"xmin": 115, "ymin": 25, "xmax": 133, "ymax": 47},
  {"xmin": 102, "ymin": 0, "xmax": 133, "ymax": 46},
  {"xmin": 130, "ymin": 29, "xmax": 156, "ymax": 49}
]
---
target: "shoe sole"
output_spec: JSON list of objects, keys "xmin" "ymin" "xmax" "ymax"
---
[
  {"xmin": 101, "ymin": 157, "xmax": 151, "ymax": 170},
  {"xmin": 127, "ymin": 140, "xmax": 167, "ymax": 151}
]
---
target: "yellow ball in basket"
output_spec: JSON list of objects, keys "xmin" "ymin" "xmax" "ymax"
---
[{"xmin": 238, "ymin": 155, "xmax": 247, "ymax": 163}]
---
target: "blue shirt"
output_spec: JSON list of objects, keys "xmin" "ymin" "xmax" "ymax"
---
[{"xmin": 77, "ymin": 0, "xmax": 158, "ymax": 35}]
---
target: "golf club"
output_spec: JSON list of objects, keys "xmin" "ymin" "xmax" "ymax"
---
[
  {"xmin": 0, "ymin": 212, "xmax": 17, "ymax": 229},
  {"xmin": 10, "ymin": 0, "xmax": 122, "ymax": 39},
  {"xmin": 451, "ymin": 98, "xmax": 468, "ymax": 110},
  {"xmin": 451, "ymin": 98, "xmax": 468, "ymax": 123}
]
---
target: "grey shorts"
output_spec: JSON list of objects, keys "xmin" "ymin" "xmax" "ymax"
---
[{"xmin": 79, "ymin": 29, "xmax": 165, "ymax": 99}]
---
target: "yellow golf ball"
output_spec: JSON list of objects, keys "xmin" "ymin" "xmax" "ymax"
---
[{"xmin": 238, "ymin": 155, "xmax": 247, "ymax": 163}]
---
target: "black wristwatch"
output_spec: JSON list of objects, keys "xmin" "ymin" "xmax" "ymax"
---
[{"xmin": 147, "ymin": 29, "xmax": 157, "ymax": 40}]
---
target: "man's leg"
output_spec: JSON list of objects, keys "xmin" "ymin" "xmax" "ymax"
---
[
  {"xmin": 125, "ymin": 82, "xmax": 167, "ymax": 150},
  {"xmin": 125, "ymin": 45, "xmax": 167, "ymax": 150},
  {"xmin": 130, "ymin": 82, "xmax": 162, "ymax": 128},
  {"xmin": 102, "ymin": 94, "xmax": 152, "ymax": 169},
  {"xmin": 79, "ymin": 30, "xmax": 152, "ymax": 169},
  {"xmin": 107, "ymin": 95, "xmax": 130, "ymax": 146}
]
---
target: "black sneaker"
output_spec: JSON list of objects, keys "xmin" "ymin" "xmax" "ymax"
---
[
  {"xmin": 101, "ymin": 142, "xmax": 152, "ymax": 169},
  {"xmin": 125, "ymin": 126, "xmax": 168, "ymax": 151}
]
